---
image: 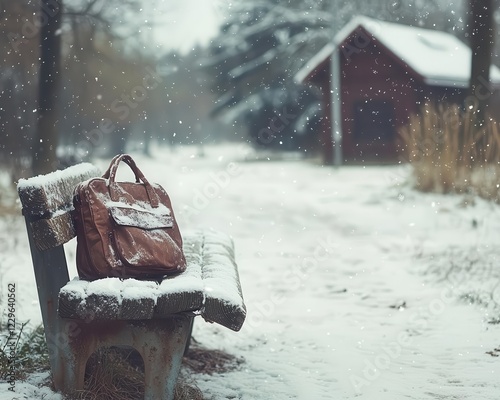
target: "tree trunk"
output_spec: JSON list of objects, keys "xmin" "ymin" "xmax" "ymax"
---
[
  {"xmin": 32, "ymin": 0, "xmax": 63, "ymax": 174},
  {"xmin": 468, "ymin": 0, "xmax": 494, "ymax": 126}
]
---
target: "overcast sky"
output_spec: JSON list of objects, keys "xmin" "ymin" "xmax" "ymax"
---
[{"xmin": 152, "ymin": 0, "xmax": 225, "ymax": 54}]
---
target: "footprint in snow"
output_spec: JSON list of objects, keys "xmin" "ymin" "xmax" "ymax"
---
[
  {"xmin": 389, "ymin": 300, "xmax": 407, "ymax": 310},
  {"xmin": 485, "ymin": 347, "xmax": 500, "ymax": 357}
]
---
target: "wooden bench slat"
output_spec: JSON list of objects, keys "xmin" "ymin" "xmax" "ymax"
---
[
  {"xmin": 58, "ymin": 279, "xmax": 89, "ymax": 319},
  {"xmin": 155, "ymin": 233, "xmax": 205, "ymax": 317},
  {"xmin": 18, "ymin": 163, "xmax": 101, "ymax": 219},
  {"xmin": 120, "ymin": 279, "xmax": 158, "ymax": 319},
  {"xmin": 81, "ymin": 278, "xmax": 122, "ymax": 320},
  {"xmin": 201, "ymin": 232, "xmax": 246, "ymax": 332},
  {"xmin": 31, "ymin": 213, "xmax": 76, "ymax": 251}
]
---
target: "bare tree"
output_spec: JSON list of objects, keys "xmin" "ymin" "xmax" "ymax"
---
[
  {"xmin": 32, "ymin": 0, "xmax": 63, "ymax": 174},
  {"xmin": 30, "ymin": 0, "xmax": 156, "ymax": 172},
  {"xmin": 468, "ymin": 0, "xmax": 494, "ymax": 126}
]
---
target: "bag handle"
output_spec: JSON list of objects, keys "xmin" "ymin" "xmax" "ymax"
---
[
  {"xmin": 107, "ymin": 154, "xmax": 159, "ymax": 207},
  {"xmin": 102, "ymin": 154, "xmax": 140, "ymax": 182}
]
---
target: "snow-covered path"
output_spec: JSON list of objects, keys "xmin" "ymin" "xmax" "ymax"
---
[{"xmin": 1, "ymin": 144, "xmax": 500, "ymax": 399}]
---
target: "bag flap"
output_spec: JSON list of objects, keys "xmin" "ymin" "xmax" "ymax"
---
[{"xmin": 109, "ymin": 205, "xmax": 173, "ymax": 230}]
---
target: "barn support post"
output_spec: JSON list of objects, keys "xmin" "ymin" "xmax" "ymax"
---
[{"xmin": 330, "ymin": 48, "xmax": 343, "ymax": 167}]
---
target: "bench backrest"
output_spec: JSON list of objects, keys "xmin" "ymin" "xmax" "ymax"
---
[{"xmin": 17, "ymin": 164, "xmax": 101, "ymax": 340}]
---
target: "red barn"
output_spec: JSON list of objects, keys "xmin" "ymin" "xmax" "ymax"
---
[{"xmin": 296, "ymin": 16, "xmax": 500, "ymax": 163}]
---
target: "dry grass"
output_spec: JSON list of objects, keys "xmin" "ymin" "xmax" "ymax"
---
[
  {"xmin": 0, "ymin": 323, "xmax": 50, "ymax": 381},
  {"xmin": 183, "ymin": 342, "xmax": 245, "ymax": 375},
  {"xmin": 68, "ymin": 342, "xmax": 243, "ymax": 400},
  {"xmin": 71, "ymin": 347, "xmax": 145, "ymax": 400},
  {"xmin": 399, "ymin": 103, "xmax": 500, "ymax": 201}
]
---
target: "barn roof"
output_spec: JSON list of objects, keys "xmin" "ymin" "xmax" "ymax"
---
[{"xmin": 295, "ymin": 15, "xmax": 500, "ymax": 88}]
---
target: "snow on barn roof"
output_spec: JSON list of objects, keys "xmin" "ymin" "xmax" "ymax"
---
[{"xmin": 295, "ymin": 15, "xmax": 500, "ymax": 88}]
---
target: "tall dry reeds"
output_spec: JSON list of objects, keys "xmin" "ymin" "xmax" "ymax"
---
[{"xmin": 399, "ymin": 103, "xmax": 500, "ymax": 201}]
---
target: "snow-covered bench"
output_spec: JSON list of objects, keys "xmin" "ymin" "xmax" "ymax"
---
[{"xmin": 17, "ymin": 163, "xmax": 246, "ymax": 400}]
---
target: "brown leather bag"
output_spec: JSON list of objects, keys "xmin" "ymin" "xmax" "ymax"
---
[{"xmin": 73, "ymin": 154, "xmax": 186, "ymax": 280}]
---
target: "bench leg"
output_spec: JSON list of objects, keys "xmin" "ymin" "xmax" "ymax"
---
[
  {"xmin": 51, "ymin": 317, "xmax": 192, "ymax": 400},
  {"xmin": 184, "ymin": 317, "xmax": 195, "ymax": 356},
  {"xmin": 47, "ymin": 319, "xmax": 96, "ymax": 394},
  {"xmin": 43, "ymin": 319, "xmax": 91, "ymax": 394},
  {"xmin": 140, "ymin": 317, "xmax": 192, "ymax": 400},
  {"xmin": 53, "ymin": 343, "xmax": 89, "ymax": 393}
]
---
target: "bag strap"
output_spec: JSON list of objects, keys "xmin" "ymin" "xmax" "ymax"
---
[{"xmin": 107, "ymin": 154, "xmax": 159, "ymax": 207}]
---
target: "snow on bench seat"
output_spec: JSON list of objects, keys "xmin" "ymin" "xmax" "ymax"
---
[
  {"xmin": 58, "ymin": 231, "xmax": 246, "ymax": 331},
  {"xmin": 121, "ymin": 279, "xmax": 159, "ymax": 319},
  {"xmin": 155, "ymin": 233, "xmax": 204, "ymax": 317},
  {"xmin": 201, "ymin": 231, "xmax": 246, "ymax": 332}
]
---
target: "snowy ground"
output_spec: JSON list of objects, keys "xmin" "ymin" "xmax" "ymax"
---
[{"xmin": 1, "ymin": 143, "xmax": 500, "ymax": 399}]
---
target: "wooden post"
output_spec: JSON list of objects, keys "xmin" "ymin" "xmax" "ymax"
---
[{"xmin": 330, "ymin": 47, "xmax": 343, "ymax": 167}]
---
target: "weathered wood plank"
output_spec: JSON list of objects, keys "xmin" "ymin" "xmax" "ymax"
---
[
  {"xmin": 82, "ymin": 278, "xmax": 122, "ymax": 320},
  {"xmin": 155, "ymin": 234, "xmax": 205, "ymax": 317},
  {"xmin": 31, "ymin": 212, "xmax": 76, "ymax": 251},
  {"xmin": 201, "ymin": 231, "xmax": 246, "ymax": 332},
  {"xmin": 59, "ymin": 278, "xmax": 159, "ymax": 320},
  {"xmin": 58, "ymin": 279, "xmax": 88, "ymax": 319},
  {"xmin": 120, "ymin": 279, "xmax": 158, "ymax": 319},
  {"xmin": 18, "ymin": 163, "xmax": 100, "ymax": 219}
]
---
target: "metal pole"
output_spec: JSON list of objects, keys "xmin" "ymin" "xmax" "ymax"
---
[{"xmin": 330, "ymin": 46, "xmax": 343, "ymax": 167}]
